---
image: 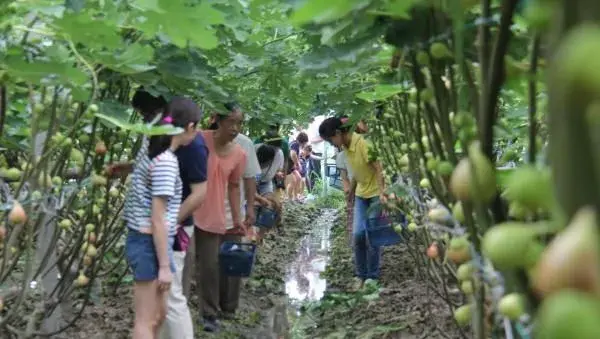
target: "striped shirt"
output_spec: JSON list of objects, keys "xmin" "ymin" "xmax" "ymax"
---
[{"xmin": 123, "ymin": 144, "xmax": 182, "ymax": 237}]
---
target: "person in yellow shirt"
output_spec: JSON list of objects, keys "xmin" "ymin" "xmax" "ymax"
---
[{"xmin": 319, "ymin": 116, "xmax": 387, "ymax": 289}]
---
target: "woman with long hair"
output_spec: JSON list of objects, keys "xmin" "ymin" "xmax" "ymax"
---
[{"xmin": 123, "ymin": 97, "xmax": 202, "ymax": 339}]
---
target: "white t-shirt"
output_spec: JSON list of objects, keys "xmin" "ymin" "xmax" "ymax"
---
[
  {"xmin": 255, "ymin": 143, "xmax": 284, "ymax": 183},
  {"xmin": 336, "ymin": 150, "xmax": 353, "ymax": 180},
  {"xmin": 225, "ymin": 133, "xmax": 261, "ymax": 229}
]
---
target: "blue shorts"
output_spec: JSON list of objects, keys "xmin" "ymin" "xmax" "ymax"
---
[
  {"xmin": 125, "ymin": 229, "xmax": 176, "ymax": 281},
  {"xmin": 258, "ymin": 181, "xmax": 273, "ymax": 195}
]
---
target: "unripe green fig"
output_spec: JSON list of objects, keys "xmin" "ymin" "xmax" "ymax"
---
[
  {"xmin": 498, "ymin": 293, "xmax": 525, "ymax": 320},
  {"xmin": 523, "ymin": 0, "xmax": 555, "ymax": 31},
  {"xmin": 428, "ymin": 207, "xmax": 452, "ymax": 225},
  {"xmin": 430, "ymin": 42, "xmax": 452, "ymax": 59},
  {"xmin": 454, "ymin": 304, "xmax": 472, "ymax": 326},
  {"xmin": 416, "ymin": 51, "xmax": 430, "ymax": 66},
  {"xmin": 1, "ymin": 167, "xmax": 22, "ymax": 181},
  {"xmin": 504, "ymin": 165, "xmax": 553, "ymax": 210},
  {"xmin": 70, "ymin": 149, "xmax": 85, "ymax": 165},
  {"xmin": 482, "ymin": 222, "xmax": 537, "ymax": 270},
  {"xmin": 59, "ymin": 219, "xmax": 72, "ymax": 230},
  {"xmin": 437, "ymin": 161, "xmax": 453, "ymax": 176},
  {"xmin": 460, "ymin": 281, "xmax": 473, "ymax": 295},
  {"xmin": 38, "ymin": 173, "xmax": 53, "ymax": 188},
  {"xmin": 452, "ymin": 202, "xmax": 465, "ymax": 223},
  {"xmin": 398, "ymin": 154, "xmax": 409, "ymax": 166},
  {"xmin": 456, "ymin": 262, "xmax": 474, "ymax": 281},
  {"xmin": 535, "ymin": 290, "xmax": 600, "ymax": 339},
  {"xmin": 554, "ymin": 24, "xmax": 600, "ymax": 93}
]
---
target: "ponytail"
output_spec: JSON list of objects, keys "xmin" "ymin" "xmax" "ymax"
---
[{"xmin": 147, "ymin": 97, "xmax": 202, "ymax": 159}]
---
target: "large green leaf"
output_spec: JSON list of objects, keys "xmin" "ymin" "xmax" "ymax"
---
[
  {"xmin": 94, "ymin": 113, "xmax": 183, "ymax": 136},
  {"xmin": 291, "ymin": 0, "xmax": 371, "ymax": 26},
  {"xmin": 355, "ymin": 84, "xmax": 405, "ymax": 102},
  {"xmin": 2, "ymin": 55, "xmax": 88, "ymax": 86},
  {"xmin": 93, "ymin": 43, "xmax": 156, "ymax": 74},
  {"xmin": 54, "ymin": 11, "xmax": 123, "ymax": 49},
  {"xmin": 132, "ymin": 0, "xmax": 226, "ymax": 50}
]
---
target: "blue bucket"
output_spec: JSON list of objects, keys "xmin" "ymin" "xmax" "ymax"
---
[
  {"xmin": 366, "ymin": 214, "xmax": 405, "ymax": 247},
  {"xmin": 255, "ymin": 205, "xmax": 278, "ymax": 229},
  {"xmin": 219, "ymin": 242, "xmax": 257, "ymax": 277}
]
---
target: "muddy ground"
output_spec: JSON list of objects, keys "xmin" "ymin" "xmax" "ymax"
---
[
  {"xmin": 58, "ymin": 201, "xmax": 462, "ymax": 339},
  {"xmin": 294, "ymin": 212, "xmax": 463, "ymax": 339},
  {"xmin": 60, "ymin": 202, "xmax": 319, "ymax": 339}
]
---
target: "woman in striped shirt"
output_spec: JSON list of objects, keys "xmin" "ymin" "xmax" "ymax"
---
[{"xmin": 123, "ymin": 97, "xmax": 201, "ymax": 339}]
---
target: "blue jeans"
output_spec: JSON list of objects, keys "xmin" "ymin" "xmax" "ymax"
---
[
  {"xmin": 257, "ymin": 181, "xmax": 273, "ymax": 195},
  {"xmin": 125, "ymin": 229, "xmax": 176, "ymax": 281},
  {"xmin": 353, "ymin": 196, "xmax": 382, "ymax": 280}
]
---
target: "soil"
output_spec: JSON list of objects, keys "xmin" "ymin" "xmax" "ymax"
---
[
  {"xmin": 56, "ymin": 202, "xmax": 463, "ymax": 339},
  {"xmin": 294, "ymin": 212, "xmax": 464, "ymax": 339},
  {"xmin": 59, "ymin": 202, "xmax": 319, "ymax": 339}
]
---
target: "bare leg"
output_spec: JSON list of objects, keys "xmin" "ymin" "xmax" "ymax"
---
[{"xmin": 133, "ymin": 280, "xmax": 160, "ymax": 339}]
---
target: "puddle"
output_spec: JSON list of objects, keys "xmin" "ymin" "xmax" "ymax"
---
[{"xmin": 284, "ymin": 208, "xmax": 335, "ymax": 306}]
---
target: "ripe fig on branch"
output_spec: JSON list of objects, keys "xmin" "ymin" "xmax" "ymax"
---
[
  {"xmin": 8, "ymin": 202, "xmax": 27, "ymax": 225},
  {"xmin": 532, "ymin": 207, "xmax": 600, "ymax": 298}
]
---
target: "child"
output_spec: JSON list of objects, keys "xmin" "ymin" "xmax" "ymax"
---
[{"xmin": 123, "ymin": 97, "xmax": 201, "ymax": 339}]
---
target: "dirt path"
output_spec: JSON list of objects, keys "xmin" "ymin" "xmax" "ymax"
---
[
  {"xmin": 60, "ymin": 202, "xmax": 320, "ymax": 339},
  {"xmin": 293, "ymin": 212, "xmax": 462, "ymax": 339}
]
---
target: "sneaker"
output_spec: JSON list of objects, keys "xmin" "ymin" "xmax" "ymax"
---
[
  {"xmin": 351, "ymin": 277, "xmax": 364, "ymax": 292},
  {"xmin": 201, "ymin": 316, "xmax": 219, "ymax": 332},
  {"xmin": 363, "ymin": 278, "xmax": 379, "ymax": 289},
  {"xmin": 220, "ymin": 310, "xmax": 237, "ymax": 320}
]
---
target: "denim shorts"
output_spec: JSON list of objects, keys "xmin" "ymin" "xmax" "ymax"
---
[
  {"xmin": 125, "ymin": 229, "xmax": 176, "ymax": 281},
  {"xmin": 258, "ymin": 181, "xmax": 274, "ymax": 195}
]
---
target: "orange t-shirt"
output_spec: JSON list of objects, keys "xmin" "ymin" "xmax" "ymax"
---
[{"xmin": 193, "ymin": 130, "xmax": 246, "ymax": 234}]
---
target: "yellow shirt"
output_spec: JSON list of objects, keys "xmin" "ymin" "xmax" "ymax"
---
[{"xmin": 344, "ymin": 133, "xmax": 379, "ymax": 199}]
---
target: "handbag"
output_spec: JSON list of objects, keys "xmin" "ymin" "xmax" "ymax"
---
[{"xmin": 173, "ymin": 226, "xmax": 191, "ymax": 252}]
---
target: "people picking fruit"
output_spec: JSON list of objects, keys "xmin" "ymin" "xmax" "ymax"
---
[{"xmin": 319, "ymin": 116, "xmax": 387, "ymax": 290}]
